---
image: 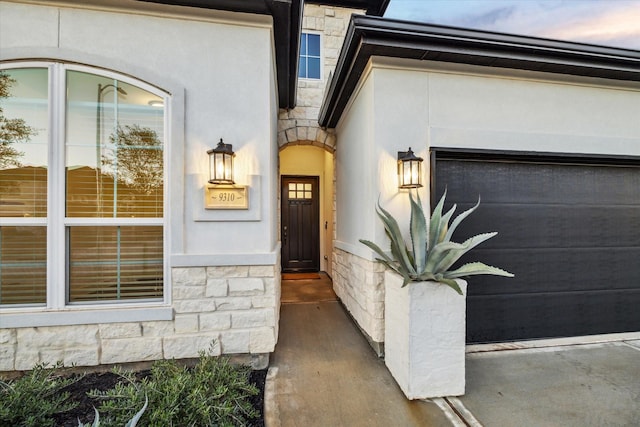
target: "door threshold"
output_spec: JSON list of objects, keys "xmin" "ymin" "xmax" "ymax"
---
[
  {"xmin": 466, "ymin": 331, "xmax": 640, "ymax": 354},
  {"xmin": 282, "ymin": 272, "xmax": 321, "ymax": 280}
]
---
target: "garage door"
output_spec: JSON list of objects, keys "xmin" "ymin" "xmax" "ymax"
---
[{"xmin": 434, "ymin": 150, "xmax": 640, "ymax": 343}]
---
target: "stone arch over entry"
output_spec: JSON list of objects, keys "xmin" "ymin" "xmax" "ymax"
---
[{"xmin": 277, "ymin": 121, "xmax": 336, "ymax": 153}]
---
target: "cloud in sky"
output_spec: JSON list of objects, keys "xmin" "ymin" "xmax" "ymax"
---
[{"xmin": 384, "ymin": 0, "xmax": 640, "ymax": 50}]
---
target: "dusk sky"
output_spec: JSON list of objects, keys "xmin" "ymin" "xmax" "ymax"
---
[{"xmin": 384, "ymin": 0, "xmax": 640, "ymax": 50}]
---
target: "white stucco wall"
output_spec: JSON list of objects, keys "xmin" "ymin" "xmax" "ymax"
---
[
  {"xmin": 332, "ymin": 73, "xmax": 386, "ymax": 344},
  {"xmin": 340, "ymin": 58, "xmax": 640, "ymax": 255},
  {"xmin": 334, "ymin": 74, "xmax": 376, "ymax": 258},
  {"xmin": 0, "ymin": 0, "xmax": 281, "ymax": 369},
  {"xmin": 1, "ymin": 0, "xmax": 279, "ymax": 262},
  {"xmin": 334, "ymin": 56, "xmax": 640, "ymax": 347},
  {"xmin": 374, "ymin": 59, "xmax": 640, "ymax": 157}
]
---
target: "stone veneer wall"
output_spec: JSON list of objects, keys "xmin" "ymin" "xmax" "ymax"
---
[
  {"xmin": 332, "ymin": 248, "xmax": 385, "ymax": 354},
  {"xmin": 277, "ymin": 4, "xmax": 361, "ymax": 151},
  {"xmin": 0, "ymin": 265, "xmax": 280, "ymax": 372}
]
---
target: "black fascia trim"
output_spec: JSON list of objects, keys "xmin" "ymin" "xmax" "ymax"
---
[
  {"xmin": 431, "ymin": 147, "xmax": 640, "ymax": 167},
  {"xmin": 368, "ymin": 0, "xmax": 390, "ymax": 16},
  {"xmin": 267, "ymin": 0, "xmax": 302, "ymax": 109},
  {"xmin": 319, "ymin": 15, "xmax": 640, "ymax": 128},
  {"xmin": 305, "ymin": 0, "xmax": 389, "ymax": 16},
  {"xmin": 288, "ymin": 0, "xmax": 304, "ymax": 108}
]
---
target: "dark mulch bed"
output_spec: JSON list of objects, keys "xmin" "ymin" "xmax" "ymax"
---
[{"xmin": 52, "ymin": 369, "xmax": 266, "ymax": 426}]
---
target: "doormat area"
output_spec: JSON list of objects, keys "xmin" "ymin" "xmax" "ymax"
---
[
  {"xmin": 282, "ymin": 273, "xmax": 321, "ymax": 280},
  {"xmin": 281, "ymin": 273, "xmax": 337, "ymax": 303}
]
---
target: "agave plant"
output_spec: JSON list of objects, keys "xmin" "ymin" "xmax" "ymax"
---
[
  {"xmin": 77, "ymin": 395, "xmax": 147, "ymax": 427},
  {"xmin": 359, "ymin": 191, "xmax": 513, "ymax": 294}
]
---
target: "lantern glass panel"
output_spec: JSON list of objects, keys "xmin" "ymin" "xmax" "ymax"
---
[
  {"xmin": 208, "ymin": 151, "xmax": 234, "ymax": 184},
  {"xmin": 398, "ymin": 158, "xmax": 422, "ymax": 188}
]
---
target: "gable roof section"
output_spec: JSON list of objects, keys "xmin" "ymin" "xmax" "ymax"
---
[
  {"xmin": 140, "ymin": 0, "xmax": 388, "ymax": 109},
  {"xmin": 319, "ymin": 15, "xmax": 640, "ymax": 128}
]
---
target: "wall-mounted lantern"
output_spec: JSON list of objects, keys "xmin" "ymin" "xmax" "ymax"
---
[
  {"xmin": 208, "ymin": 138, "xmax": 235, "ymax": 185},
  {"xmin": 397, "ymin": 147, "xmax": 423, "ymax": 189},
  {"xmin": 205, "ymin": 139, "xmax": 248, "ymax": 210}
]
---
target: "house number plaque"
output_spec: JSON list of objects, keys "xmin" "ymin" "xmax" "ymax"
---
[{"xmin": 205, "ymin": 185, "xmax": 249, "ymax": 209}]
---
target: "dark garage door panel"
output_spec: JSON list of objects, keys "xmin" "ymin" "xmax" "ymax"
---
[
  {"xmin": 459, "ymin": 205, "xmax": 640, "ymax": 249},
  {"xmin": 465, "ymin": 247, "xmax": 640, "ymax": 294},
  {"xmin": 468, "ymin": 289, "xmax": 640, "ymax": 343},
  {"xmin": 434, "ymin": 155, "xmax": 640, "ymax": 343},
  {"xmin": 438, "ymin": 159, "xmax": 640, "ymax": 205}
]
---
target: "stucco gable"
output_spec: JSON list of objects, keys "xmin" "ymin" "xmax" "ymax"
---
[{"xmin": 320, "ymin": 15, "xmax": 640, "ymax": 128}]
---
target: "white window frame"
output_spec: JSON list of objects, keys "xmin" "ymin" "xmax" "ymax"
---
[
  {"xmin": 0, "ymin": 61, "xmax": 172, "ymax": 327},
  {"xmin": 299, "ymin": 32, "xmax": 323, "ymax": 81}
]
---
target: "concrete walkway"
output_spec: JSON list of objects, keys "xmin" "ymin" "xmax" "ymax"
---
[
  {"xmin": 266, "ymin": 301, "xmax": 452, "ymax": 426},
  {"xmin": 266, "ymin": 299, "xmax": 640, "ymax": 426}
]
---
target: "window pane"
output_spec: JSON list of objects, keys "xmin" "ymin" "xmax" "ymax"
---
[
  {"xmin": 300, "ymin": 34, "xmax": 307, "ymax": 55},
  {"xmin": 66, "ymin": 71, "xmax": 164, "ymax": 218},
  {"xmin": 0, "ymin": 68, "xmax": 48, "ymax": 217},
  {"xmin": 68, "ymin": 226, "xmax": 163, "ymax": 302},
  {"xmin": 298, "ymin": 57, "xmax": 307, "ymax": 79},
  {"xmin": 308, "ymin": 57, "xmax": 321, "ymax": 79},
  {"xmin": 308, "ymin": 34, "xmax": 320, "ymax": 56},
  {"xmin": 0, "ymin": 226, "xmax": 46, "ymax": 305}
]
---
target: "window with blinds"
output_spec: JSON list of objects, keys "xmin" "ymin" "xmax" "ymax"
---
[
  {"xmin": 0, "ymin": 68, "xmax": 48, "ymax": 305},
  {"xmin": 68, "ymin": 226, "xmax": 163, "ymax": 302},
  {"xmin": 66, "ymin": 71, "xmax": 164, "ymax": 219},
  {"xmin": 0, "ymin": 226, "xmax": 46, "ymax": 305},
  {"xmin": 0, "ymin": 64, "xmax": 166, "ymax": 308}
]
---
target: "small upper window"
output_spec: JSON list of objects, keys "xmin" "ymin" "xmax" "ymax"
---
[{"xmin": 299, "ymin": 33, "xmax": 321, "ymax": 79}]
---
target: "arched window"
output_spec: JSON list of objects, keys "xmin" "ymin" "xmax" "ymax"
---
[{"xmin": 0, "ymin": 63, "xmax": 167, "ymax": 310}]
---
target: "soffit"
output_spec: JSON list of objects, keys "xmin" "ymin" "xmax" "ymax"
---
[{"xmin": 319, "ymin": 15, "xmax": 640, "ymax": 128}]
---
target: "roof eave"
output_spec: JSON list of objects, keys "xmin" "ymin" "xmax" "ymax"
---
[{"xmin": 319, "ymin": 15, "xmax": 640, "ymax": 128}]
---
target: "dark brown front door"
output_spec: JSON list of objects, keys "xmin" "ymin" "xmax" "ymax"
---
[{"xmin": 281, "ymin": 176, "xmax": 319, "ymax": 272}]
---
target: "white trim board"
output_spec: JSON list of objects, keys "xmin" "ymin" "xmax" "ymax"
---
[{"xmin": 0, "ymin": 306, "xmax": 173, "ymax": 328}]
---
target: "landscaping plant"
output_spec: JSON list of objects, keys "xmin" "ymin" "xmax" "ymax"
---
[
  {"xmin": 360, "ymin": 191, "xmax": 513, "ymax": 293},
  {"xmin": 89, "ymin": 349, "xmax": 259, "ymax": 427},
  {"xmin": 0, "ymin": 362, "xmax": 81, "ymax": 427},
  {"xmin": 0, "ymin": 345, "xmax": 260, "ymax": 426},
  {"xmin": 77, "ymin": 396, "xmax": 148, "ymax": 427}
]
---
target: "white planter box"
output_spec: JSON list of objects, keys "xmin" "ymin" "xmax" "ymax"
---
[{"xmin": 384, "ymin": 270, "xmax": 467, "ymax": 400}]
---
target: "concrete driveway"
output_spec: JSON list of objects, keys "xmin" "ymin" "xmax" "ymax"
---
[{"xmin": 448, "ymin": 340, "xmax": 640, "ymax": 426}]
